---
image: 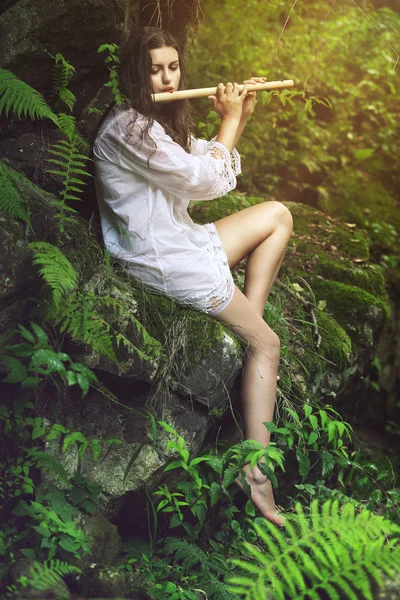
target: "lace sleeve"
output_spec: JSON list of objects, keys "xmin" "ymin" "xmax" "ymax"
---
[
  {"xmin": 207, "ymin": 137, "xmax": 241, "ymax": 176},
  {"xmin": 206, "ymin": 141, "xmax": 238, "ymax": 198}
]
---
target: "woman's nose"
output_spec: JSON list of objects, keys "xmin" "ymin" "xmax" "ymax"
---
[{"xmin": 162, "ymin": 70, "xmax": 172, "ymax": 84}]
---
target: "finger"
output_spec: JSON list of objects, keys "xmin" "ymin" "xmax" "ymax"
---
[
  {"xmin": 208, "ymin": 95, "xmax": 217, "ymax": 109},
  {"xmin": 225, "ymin": 81, "xmax": 233, "ymax": 96},
  {"xmin": 240, "ymin": 84, "xmax": 248, "ymax": 101},
  {"xmin": 216, "ymin": 82, "xmax": 224, "ymax": 100}
]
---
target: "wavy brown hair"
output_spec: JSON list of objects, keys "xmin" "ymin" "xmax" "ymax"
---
[{"xmin": 119, "ymin": 27, "xmax": 193, "ymax": 152}]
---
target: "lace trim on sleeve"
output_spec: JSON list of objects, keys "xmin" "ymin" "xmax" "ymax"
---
[
  {"xmin": 207, "ymin": 137, "xmax": 241, "ymax": 176},
  {"xmin": 229, "ymin": 147, "xmax": 241, "ymax": 176},
  {"xmin": 206, "ymin": 141, "xmax": 237, "ymax": 198}
]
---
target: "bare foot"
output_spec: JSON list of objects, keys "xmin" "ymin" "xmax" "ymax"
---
[{"xmin": 236, "ymin": 464, "xmax": 285, "ymax": 527}]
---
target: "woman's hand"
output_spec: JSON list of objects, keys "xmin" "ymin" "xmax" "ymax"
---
[
  {"xmin": 241, "ymin": 76, "xmax": 267, "ymax": 118},
  {"xmin": 208, "ymin": 81, "xmax": 248, "ymax": 122}
]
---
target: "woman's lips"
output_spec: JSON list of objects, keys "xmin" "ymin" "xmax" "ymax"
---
[{"xmin": 162, "ymin": 87, "xmax": 174, "ymax": 93}]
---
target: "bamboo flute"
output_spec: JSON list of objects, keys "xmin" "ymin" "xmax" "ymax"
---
[{"xmin": 153, "ymin": 79, "xmax": 294, "ymax": 103}]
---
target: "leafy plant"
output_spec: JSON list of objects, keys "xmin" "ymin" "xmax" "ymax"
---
[
  {"xmin": 12, "ymin": 486, "xmax": 90, "ymax": 559},
  {"xmin": 154, "ymin": 421, "xmax": 285, "ymax": 537},
  {"xmin": 226, "ymin": 499, "xmax": 400, "ymax": 600},
  {"xmin": 0, "ymin": 68, "xmax": 59, "ymax": 125},
  {"xmin": 2, "ymin": 321, "xmax": 97, "ymax": 396},
  {"xmin": 97, "ymin": 43, "xmax": 128, "ymax": 104}
]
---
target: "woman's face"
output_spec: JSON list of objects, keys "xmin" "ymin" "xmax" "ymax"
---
[{"xmin": 149, "ymin": 46, "xmax": 181, "ymax": 96}]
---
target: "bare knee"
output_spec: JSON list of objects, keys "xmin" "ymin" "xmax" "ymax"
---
[
  {"xmin": 249, "ymin": 327, "xmax": 280, "ymax": 359},
  {"xmin": 266, "ymin": 200, "xmax": 293, "ymax": 234}
]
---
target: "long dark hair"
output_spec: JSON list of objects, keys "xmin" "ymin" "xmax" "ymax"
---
[{"xmin": 119, "ymin": 27, "xmax": 193, "ymax": 152}]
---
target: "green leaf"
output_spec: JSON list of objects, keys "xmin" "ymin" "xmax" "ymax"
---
[
  {"xmin": 30, "ymin": 349, "xmax": 65, "ymax": 374},
  {"xmin": 158, "ymin": 421, "xmax": 178, "ymax": 435},
  {"xmin": 296, "ymin": 448, "xmax": 310, "ymax": 478},
  {"xmin": 32, "ymin": 426, "xmax": 46, "ymax": 440},
  {"xmin": 223, "ymin": 467, "xmax": 238, "ymax": 488},
  {"xmin": 304, "ymin": 404, "xmax": 312, "ymax": 418},
  {"xmin": 122, "ymin": 444, "xmax": 144, "ymax": 485},
  {"xmin": 193, "ymin": 503, "xmax": 206, "ymax": 525},
  {"xmin": 62, "ymin": 431, "xmax": 88, "ymax": 453},
  {"xmin": 91, "ymin": 439, "xmax": 102, "ymax": 461},
  {"xmin": 308, "ymin": 431, "xmax": 318, "ymax": 445},
  {"xmin": 210, "ymin": 482, "xmax": 223, "ymax": 507},
  {"xmin": 321, "ymin": 450, "xmax": 335, "ymax": 477},
  {"xmin": 164, "ymin": 460, "xmax": 184, "ymax": 472},
  {"xmin": 30, "ymin": 322, "xmax": 49, "ymax": 346},
  {"xmin": 17, "ymin": 325, "xmax": 35, "ymax": 343},
  {"xmin": 65, "ymin": 370, "xmax": 77, "ymax": 386},
  {"xmin": 169, "ymin": 513, "xmax": 183, "ymax": 529},
  {"xmin": 76, "ymin": 373, "xmax": 89, "ymax": 397},
  {"xmin": 354, "ymin": 148, "xmax": 375, "ymax": 160},
  {"xmin": 21, "ymin": 377, "xmax": 41, "ymax": 388},
  {"xmin": 2, "ymin": 356, "xmax": 27, "ymax": 383}
]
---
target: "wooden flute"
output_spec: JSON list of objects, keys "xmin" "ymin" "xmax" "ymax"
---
[{"xmin": 153, "ymin": 80, "xmax": 294, "ymax": 103}]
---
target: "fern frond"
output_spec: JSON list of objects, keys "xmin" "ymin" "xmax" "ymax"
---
[
  {"xmin": 46, "ymin": 137, "xmax": 92, "ymax": 203},
  {"xmin": 164, "ymin": 538, "xmax": 238, "ymax": 600},
  {"xmin": 27, "ymin": 449, "xmax": 71, "ymax": 487},
  {"xmin": 29, "ymin": 242, "xmax": 78, "ymax": 306},
  {"xmin": 227, "ymin": 500, "xmax": 400, "ymax": 600},
  {"xmin": 164, "ymin": 537, "xmax": 206, "ymax": 571},
  {"xmin": 95, "ymin": 294, "xmax": 162, "ymax": 361},
  {"xmin": 53, "ymin": 291, "xmax": 116, "ymax": 362},
  {"xmin": 55, "ymin": 113, "xmax": 77, "ymax": 141},
  {"xmin": 20, "ymin": 559, "xmax": 81, "ymax": 594},
  {"xmin": 0, "ymin": 161, "xmax": 31, "ymax": 227},
  {"xmin": 52, "ymin": 54, "xmax": 76, "ymax": 111},
  {"xmin": 0, "ymin": 68, "xmax": 58, "ymax": 125}
]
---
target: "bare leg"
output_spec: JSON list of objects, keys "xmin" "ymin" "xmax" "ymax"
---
[
  {"xmin": 215, "ymin": 286, "xmax": 284, "ymax": 526},
  {"xmin": 214, "ymin": 201, "xmax": 293, "ymax": 526}
]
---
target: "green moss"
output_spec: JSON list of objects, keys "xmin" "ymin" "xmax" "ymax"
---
[
  {"xmin": 287, "ymin": 202, "xmax": 370, "ymax": 260},
  {"xmin": 314, "ymin": 255, "xmax": 387, "ymax": 299},
  {"xmin": 317, "ymin": 311, "xmax": 352, "ymax": 367},
  {"xmin": 189, "ymin": 193, "xmax": 264, "ymax": 224},
  {"xmin": 333, "ymin": 227, "xmax": 370, "ymax": 260},
  {"xmin": 311, "ymin": 279, "xmax": 389, "ymax": 345},
  {"xmin": 134, "ymin": 287, "xmax": 231, "ymax": 368}
]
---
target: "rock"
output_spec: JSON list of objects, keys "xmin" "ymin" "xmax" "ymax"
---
[
  {"xmin": 177, "ymin": 330, "xmax": 242, "ymax": 408},
  {"xmin": 81, "ymin": 514, "xmax": 122, "ymax": 567}
]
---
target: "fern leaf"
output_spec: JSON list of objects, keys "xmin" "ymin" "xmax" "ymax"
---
[
  {"xmin": 227, "ymin": 500, "xmax": 400, "ymax": 600},
  {"xmin": 52, "ymin": 53, "xmax": 76, "ymax": 111},
  {"xmin": 0, "ymin": 68, "xmax": 58, "ymax": 125},
  {"xmin": 53, "ymin": 292, "xmax": 116, "ymax": 362},
  {"xmin": 0, "ymin": 161, "xmax": 32, "ymax": 227},
  {"xmin": 29, "ymin": 242, "xmax": 78, "ymax": 306},
  {"xmin": 27, "ymin": 449, "xmax": 71, "ymax": 487}
]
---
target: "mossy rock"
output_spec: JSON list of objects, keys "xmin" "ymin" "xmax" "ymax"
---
[
  {"xmin": 189, "ymin": 192, "xmax": 264, "ymax": 224},
  {"xmin": 317, "ymin": 310, "xmax": 352, "ymax": 367},
  {"xmin": 313, "ymin": 255, "xmax": 387, "ymax": 300},
  {"xmin": 311, "ymin": 279, "xmax": 389, "ymax": 346},
  {"xmin": 134, "ymin": 287, "xmax": 234, "ymax": 373},
  {"xmin": 288, "ymin": 201, "xmax": 370, "ymax": 260}
]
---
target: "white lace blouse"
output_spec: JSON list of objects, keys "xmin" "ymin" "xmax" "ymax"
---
[{"xmin": 93, "ymin": 104, "xmax": 240, "ymax": 315}]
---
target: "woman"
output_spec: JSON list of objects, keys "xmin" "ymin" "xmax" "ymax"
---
[{"xmin": 93, "ymin": 27, "xmax": 293, "ymax": 527}]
